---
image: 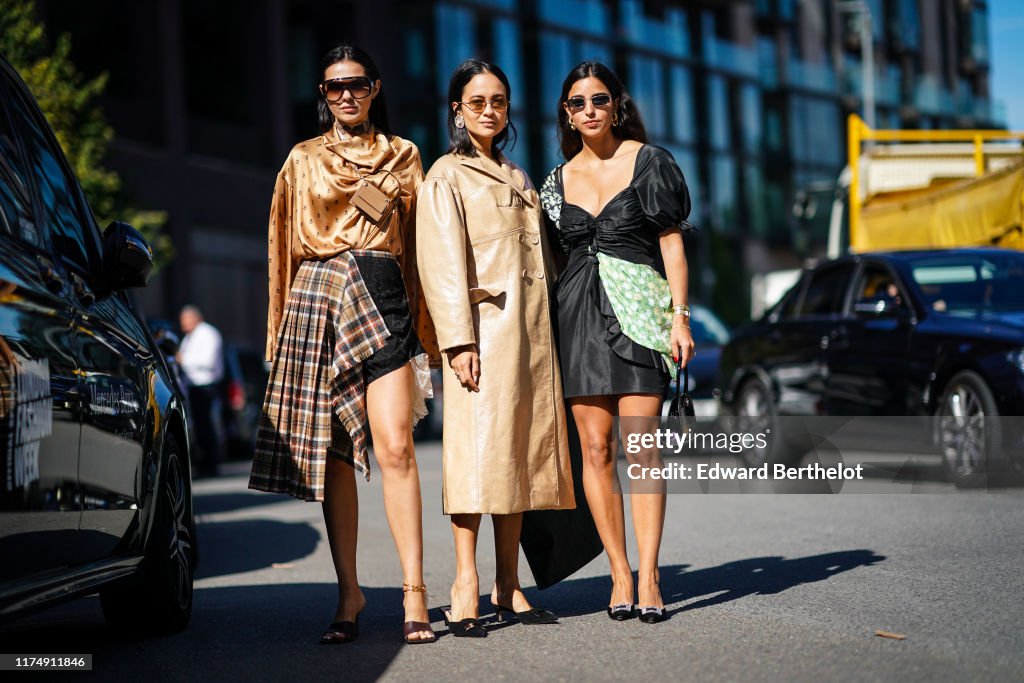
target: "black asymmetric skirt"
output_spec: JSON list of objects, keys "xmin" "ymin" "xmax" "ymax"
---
[{"xmin": 554, "ymin": 248, "xmax": 670, "ymax": 399}]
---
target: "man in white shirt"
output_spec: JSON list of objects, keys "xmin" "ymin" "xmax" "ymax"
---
[{"xmin": 179, "ymin": 305, "xmax": 225, "ymax": 476}]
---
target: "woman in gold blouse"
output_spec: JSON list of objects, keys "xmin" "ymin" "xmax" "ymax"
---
[
  {"xmin": 417, "ymin": 59, "xmax": 576, "ymax": 637},
  {"xmin": 250, "ymin": 44, "xmax": 437, "ymax": 645}
]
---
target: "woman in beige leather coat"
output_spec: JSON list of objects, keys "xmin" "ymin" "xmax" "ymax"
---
[{"xmin": 417, "ymin": 59, "xmax": 575, "ymax": 637}]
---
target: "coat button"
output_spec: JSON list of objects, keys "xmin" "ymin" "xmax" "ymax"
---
[
  {"xmin": 518, "ymin": 233, "xmax": 526, "ymax": 243},
  {"xmin": 531, "ymin": 235, "xmax": 540, "ymax": 244},
  {"xmin": 522, "ymin": 268, "xmax": 529, "ymax": 279},
  {"xmin": 535, "ymin": 270, "xmax": 544, "ymax": 279}
]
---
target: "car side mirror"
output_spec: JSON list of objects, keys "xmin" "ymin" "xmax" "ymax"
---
[
  {"xmin": 102, "ymin": 221, "xmax": 153, "ymax": 289},
  {"xmin": 151, "ymin": 327, "xmax": 181, "ymax": 357},
  {"xmin": 853, "ymin": 296, "xmax": 902, "ymax": 317}
]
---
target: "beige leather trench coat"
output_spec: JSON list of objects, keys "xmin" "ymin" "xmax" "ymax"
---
[{"xmin": 416, "ymin": 152, "xmax": 574, "ymax": 515}]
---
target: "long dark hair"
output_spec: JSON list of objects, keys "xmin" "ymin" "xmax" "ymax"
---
[
  {"xmin": 556, "ymin": 61, "xmax": 647, "ymax": 160},
  {"xmin": 317, "ymin": 44, "xmax": 392, "ymax": 136},
  {"xmin": 446, "ymin": 58, "xmax": 517, "ymax": 157}
]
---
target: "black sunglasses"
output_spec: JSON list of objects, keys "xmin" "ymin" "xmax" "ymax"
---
[
  {"xmin": 565, "ymin": 93, "xmax": 613, "ymax": 113},
  {"xmin": 319, "ymin": 77, "xmax": 374, "ymax": 102}
]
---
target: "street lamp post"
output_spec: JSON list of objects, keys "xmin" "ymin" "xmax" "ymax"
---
[{"xmin": 838, "ymin": 0, "xmax": 876, "ymax": 130}]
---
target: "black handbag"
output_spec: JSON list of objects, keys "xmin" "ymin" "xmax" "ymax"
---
[{"xmin": 668, "ymin": 361, "xmax": 696, "ymax": 419}]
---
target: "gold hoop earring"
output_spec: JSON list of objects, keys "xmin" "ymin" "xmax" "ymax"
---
[
  {"xmin": 612, "ymin": 111, "xmax": 620, "ymax": 127},
  {"xmin": 569, "ymin": 118, "xmax": 576, "ymax": 131},
  {"xmin": 455, "ymin": 113, "xmax": 465, "ymax": 129}
]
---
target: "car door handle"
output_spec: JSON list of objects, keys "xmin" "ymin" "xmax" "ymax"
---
[
  {"xmin": 71, "ymin": 273, "xmax": 96, "ymax": 307},
  {"xmin": 37, "ymin": 256, "xmax": 64, "ymax": 294}
]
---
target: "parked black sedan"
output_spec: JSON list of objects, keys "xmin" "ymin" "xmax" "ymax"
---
[
  {"xmin": 719, "ymin": 248, "xmax": 1024, "ymax": 485},
  {"xmin": 0, "ymin": 56, "xmax": 195, "ymax": 631}
]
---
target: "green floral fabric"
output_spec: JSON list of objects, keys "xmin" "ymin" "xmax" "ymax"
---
[{"xmin": 596, "ymin": 252, "xmax": 674, "ymax": 371}]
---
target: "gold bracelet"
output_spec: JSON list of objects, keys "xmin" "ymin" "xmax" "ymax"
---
[{"xmin": 672, "ymin": 304, "xmax": 690, "ymax": 318}]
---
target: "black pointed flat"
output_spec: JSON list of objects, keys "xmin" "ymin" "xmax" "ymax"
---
[
  {"xmin": 638, "ymin": 606, "xmax": 667, "ymax": 623},
  {"xmin": 606, "ymin": 603, "xmax": 636, "ymax": 621},
  {"xmin": 493, "ymin": 603, "xmax": 559, "ymax": 625}
]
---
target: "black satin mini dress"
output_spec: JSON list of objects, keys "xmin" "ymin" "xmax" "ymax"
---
[{"xmin": 540, "ymin": 144, "xmax": 693, "ymax": 399}]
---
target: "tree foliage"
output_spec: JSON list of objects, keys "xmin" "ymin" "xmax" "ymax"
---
[{"xmin": 0, "ymin": 0, "xmax": 172, "ymax": 268}]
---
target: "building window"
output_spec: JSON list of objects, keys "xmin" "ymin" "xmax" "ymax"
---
[
  {"xmin": 669, "ymin": 65, "xmax": 696, "ymax": 144},
  {"xmin": 971, "ymin": 5, "xmax": 990, "ymax": 64},
  {"xmin": 538, "ymin": 0, "xmax": 609, "ymax": 36},
  {"xmin": 789, "ymin": 96, "xmax": 840, "ymax": 167},
  {"xmin": 739, "ymin": 84, "xmax": 762, "ymax": 155},
  {"xmin": 710, "ymin": 155, "xmax": 738, "ymax": 232},
  {"xmin": 435, "ymin": 3, "xmax": 477, "ymax": 97},
  {"xmin": 620, "ymin": 1, "xmax": 690, "ymax": 57},
  {"xmin": 628, "ymin": 55, "xmax": 666, "ymax": 139},
  {"xmin": 708, "ymin": 75, "xmax": 731, "ymax": 151}
]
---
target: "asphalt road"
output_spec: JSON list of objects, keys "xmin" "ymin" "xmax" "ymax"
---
[{"xmin": 3, "ymin": 440, "xmax": 1023, "ymax": 682}]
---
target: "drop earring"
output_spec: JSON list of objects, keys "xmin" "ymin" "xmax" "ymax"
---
[
  {"xmin": 569, "ymin": 118, "xmax": 576, "ymax": 131},
  {"xmin": 455, "ymin": 113, "xmax": 465, "ymax": 129},
  {"xmin": 612, "ymin": 111, "xmax": 620, "ymax": 126}
]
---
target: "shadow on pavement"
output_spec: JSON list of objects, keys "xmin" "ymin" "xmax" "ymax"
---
[
  {"xmin": 527, "ymin": 549, "xmax": 886, "ymax": 620},
  {"xmin": 194, "ymin": 518, "xmax": 321, "ymax": 580},
  {"xmin": 193, "ymin": 490, "xmax": 296, "ymax": 516},
  {"xmin": 0, "ymin": 584, "xmax": 415, "ymax": 681}
]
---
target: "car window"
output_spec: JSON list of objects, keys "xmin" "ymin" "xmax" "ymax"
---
[
  {"xmin": 0, "ymin": 81, "xmax": 42, "ymax": 248},
  {"xmin": 797, "ymin": 264, "xmax": 854, "ymax": 317},
  {"xmin": 774, "ymin": 282, "xmax": 804, "ymax": 320},
  {"xmin": 851, "ymin": 263, "xmax": 906, "ymax": 310},
  {"xmin": 909, "ymin": 252, "xmax": 1024, "ymax": 313},
  {"xmin": 6, "ymin": 79, "xmax": 103, "ymax": 281}
]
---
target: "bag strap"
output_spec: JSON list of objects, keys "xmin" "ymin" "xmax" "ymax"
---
[{"xmin": 674, "ymin": 360, "xmax": 689, "ymax": 405}]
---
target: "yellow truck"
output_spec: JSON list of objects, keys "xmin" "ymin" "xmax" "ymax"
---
[
  {"xmin": 847, "ymin": 113, "xmax": 1024, "ymax": 254},
  {"xmin": 752, "ymin": 115, "xmax": 1024, "ymax": 318}
]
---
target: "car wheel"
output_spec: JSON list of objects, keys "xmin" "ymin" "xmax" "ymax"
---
[
  {"xmin": 735, "ymin": 377, "xmax": 784, "ymax": 467},
  {"xmin": 101, "ymin": 433, "xmax": 195, "ymax": 632},
  {"xmin": 937, "ymin": 371, "xmax": 1003, "ymax": 488}
]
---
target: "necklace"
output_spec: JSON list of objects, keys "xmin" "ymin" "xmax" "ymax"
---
[{"xmin": 334, "ymin": 119, "xmax": 372, "ymax": 139}]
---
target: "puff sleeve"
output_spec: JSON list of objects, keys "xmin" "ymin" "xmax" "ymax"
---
[
  {"xmin": 635, "ymin": 146, "xmax": 694, "ymax": 234},
  {"xmin": 415, "ymin": 175, "xmax": 476, "ymax": 352}
]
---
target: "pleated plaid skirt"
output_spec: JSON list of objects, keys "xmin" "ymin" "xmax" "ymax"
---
[{"xmin": 249, "ymin": 250, "xmax": 426, "ymax": 502}]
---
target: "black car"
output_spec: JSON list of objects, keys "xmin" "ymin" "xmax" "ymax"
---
[
  {"xmin": 0, "ymin": 57, "xmax": 195, "ymax": 631},
  {"xmin": 222, "ymin": 344, "xmax": 269, "ymax": 459},
  {"xmin": 147, "ymin": 316, "xmax": 269, "ymax": 461},
  {"xmin": 718, "ymin": 249, "xmax": 1024, "ymax": 484}
]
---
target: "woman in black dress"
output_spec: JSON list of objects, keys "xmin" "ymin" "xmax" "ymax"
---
[{"xmin": 540, "ymin": 61, "xmax": 695, "ymax": 623}]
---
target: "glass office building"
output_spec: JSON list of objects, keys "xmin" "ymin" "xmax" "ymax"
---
[{"xmin": 35, "ymin": 0, "xmax": 1001, "ymax": 339}]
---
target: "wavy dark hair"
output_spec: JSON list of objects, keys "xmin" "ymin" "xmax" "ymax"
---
[
  {"xmin": 317, "ymin": 44, "xmax": 392, "ymax": 136},
  {"xmin": 556, "ymin": 61, "xmax": 647, "ymax": 160},
  {"xmin": 446, "ymin": 58, "xmax": 517, "ymax": 157}
]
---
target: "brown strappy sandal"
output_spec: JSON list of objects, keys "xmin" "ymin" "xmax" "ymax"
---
[{"xmin": 401, "ymin": 583, "xmax": 437, "ymax": 644}]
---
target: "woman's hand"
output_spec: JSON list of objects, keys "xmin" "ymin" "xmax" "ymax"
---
[
  {"xmin": 447, "ymin": 344, "xmax": 481, "ymax": 392},
  {"xmin": 672, "ymin": 322, "xmax": 695, "ymax": 367}
]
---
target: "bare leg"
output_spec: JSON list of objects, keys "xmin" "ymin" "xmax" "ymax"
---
[
  {"xmin": 449, "ymin": 513, "xmax": 482, "ymax": 621},
  {"xmin": 322, "ymin": 456, "xmax": 365, "ymax": 625},
  {"xmin": 620, "ymin": 394, "xmax": 666, "ymax": 610},
  {"xmin": 571, "ymin": 396, "xmax": 634, "ymax": 608},
  {"xmin": 491, "ymin": 513, "xmax": 534, "ymax": 612},
  {"xmin": 366, "ymin": 363, "xmax": 431, "ymax": 641}
]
